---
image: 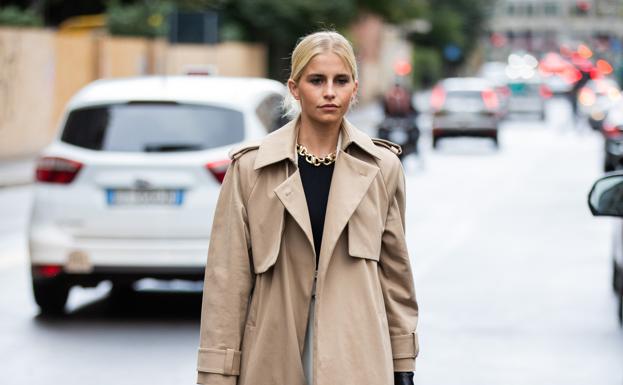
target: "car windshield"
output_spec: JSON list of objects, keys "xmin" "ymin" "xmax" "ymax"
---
[
  {"xmin": 445, "ymin": 91, "xmax": 486, "ymax": 112},
  {"xmin": 60, "ymin": 102, "xmax": 244, "ymax": 152}
]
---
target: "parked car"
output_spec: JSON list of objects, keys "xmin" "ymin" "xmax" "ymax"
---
[
  {"xmin": 430, "ymin": 77, "xmax": 502, "ymax": 148},
  {"xmin": 601, "ymin": 100, "xmax": 623, "ymax": 172},
  {"xmin": 577, "ymin": 78, "xmax": 621, "ymax": 131},
  {"xmin": 29, "ymin": 76, "xmax": 286, "ymax": 314},
  {"xmin": 588, "ymin": 172, "xmax": 623, "ymax": 324}
]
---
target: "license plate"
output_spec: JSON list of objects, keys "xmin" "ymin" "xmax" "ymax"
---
[{"xmin": 106, "ymin": 189, "xmax": 184, "ymax": 206}]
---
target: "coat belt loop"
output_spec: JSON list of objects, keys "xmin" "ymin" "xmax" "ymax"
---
[{"xmin": 225, "ymin": 348, "xmax": 235, "ymax": 373}]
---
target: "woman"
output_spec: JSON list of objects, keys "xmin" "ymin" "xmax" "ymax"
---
[{"xmin": 196, "ymin": 31, "xmax": 418, "ymax": 385}]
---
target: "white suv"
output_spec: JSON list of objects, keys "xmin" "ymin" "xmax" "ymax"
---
[{"xmin": 29, "ymin": 76, "xmax": 285, "ymax": 314}]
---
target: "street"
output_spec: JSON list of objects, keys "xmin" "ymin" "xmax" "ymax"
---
[{"xmin": 1, "ymin": 97, "xmax": 622, "ymax": 384}]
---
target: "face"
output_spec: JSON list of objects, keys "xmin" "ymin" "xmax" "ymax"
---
[{"xmin": 288, "ymin": 52, "xmax": 358, "ymax": 126}]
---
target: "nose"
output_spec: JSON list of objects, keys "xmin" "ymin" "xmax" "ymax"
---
[{"xmin": 324, "ymin": 81, "xmax": 336, "ymax": 100}]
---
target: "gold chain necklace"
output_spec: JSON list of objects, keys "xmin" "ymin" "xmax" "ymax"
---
[{"xmin": 296, "ymin": 143, "xmax": 336, "ymax": 166}]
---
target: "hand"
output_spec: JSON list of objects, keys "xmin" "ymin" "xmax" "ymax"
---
[{"xmin": 394, "ymin": 371, "xmax": 414, "ymax": 385}]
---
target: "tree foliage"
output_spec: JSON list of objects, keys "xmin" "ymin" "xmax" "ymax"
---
[
  {"xmin": 107, "ymin": 1, "xmax": 174, "ymax": 38},
  {"xmin": 409, "ymin": 0, "xmax": 493, "ymax": 79},
  {"xmin": 0, "ymin": 5, "xmax": 43, "ymax": 26}
]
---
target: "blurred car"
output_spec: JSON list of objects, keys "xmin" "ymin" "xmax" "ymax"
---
[
  {"xmin": 577, "ymin": 77, "xmax": 621, "ymax": 131},
  {"xmin": 430, "ymin": 77, "xmax": 502, "ymax": 148},
  {"xmin": 588, "ymin": 173, "xmax": 623, "ymax": 324},
  {"xmin": 506, "ymin": 77, "xmax": 550, "ymax": 120},
  {"xmin": 29, "ymin": 76, "xmax": 286, "ymax": 314},
  {"xmin": 477, "ymin": 61, "xmax": 511, "ymax": 117},
  {"xmin": 601, "ymin": 100, "xmax": 623, "ymax": 171}
]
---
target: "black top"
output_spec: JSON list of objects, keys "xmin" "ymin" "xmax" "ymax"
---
[{"xmin": 298, "ymin": 154, "xmax": 335, "ymax": 268}]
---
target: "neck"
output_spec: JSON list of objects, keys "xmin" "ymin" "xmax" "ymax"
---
[{"xmin": 297, "ymin": 114, "xmax": 341, "ymax": 156}]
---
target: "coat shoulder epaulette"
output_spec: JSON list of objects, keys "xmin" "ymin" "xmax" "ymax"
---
[
  {"xmin": 228, "ymin": 141, "xmax": 261, "ymax": 160},
  {"xmin": 371, "ymin": 138, "xmax": 402, "ymax": 156}
]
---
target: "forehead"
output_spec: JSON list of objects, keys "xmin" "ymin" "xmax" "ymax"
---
[{"xmin": 303, "ymin": 52, "xmax": 352, "ymax": 75}]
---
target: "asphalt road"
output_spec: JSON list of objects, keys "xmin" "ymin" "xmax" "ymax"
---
[{"xmin": 1, "ymin": 97, "xmax": 622, "ymax": 384}]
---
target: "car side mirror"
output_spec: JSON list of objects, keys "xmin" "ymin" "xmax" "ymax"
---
[{"xmin": 588, "ymin": 173, "xmax": 623, "ymax": 217}]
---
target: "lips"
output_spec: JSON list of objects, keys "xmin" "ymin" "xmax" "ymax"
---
[{"xmin": 319, "ymin": 104, "xmax": 339, "ymax": 109}]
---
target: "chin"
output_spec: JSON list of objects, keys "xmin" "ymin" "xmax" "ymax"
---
[{"xmin": 312, "ymin": 113, "xmax": 344, "ymax": 125}]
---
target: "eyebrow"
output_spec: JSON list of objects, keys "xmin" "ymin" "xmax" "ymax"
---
[{"xmin": 306, "ymin": 73, "xmax": 351, "ymax": 78}]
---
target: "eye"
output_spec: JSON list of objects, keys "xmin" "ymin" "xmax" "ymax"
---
[
  {"xmin": 336, "ymin": 76, "xmax": 351, "ymax": 85},
  {"xmin": 309, "ymin": 77, "xmax": 323, "ymax": 85}
]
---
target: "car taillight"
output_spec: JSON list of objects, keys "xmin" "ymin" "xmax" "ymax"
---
[
  {"xmin": 481, "ymin": 88, "xmax": 499, "ymax": 110},
  {"xmin": 539, "ymin": 84, "xmax": 553, "ymax": 99},
  {"xmin": 206, "ymin": 159, "xmax": 231, "ymax": 183},
  {"xmin": 35, "ymin": 157, "xmax": 83, "ymax": 184},
  {"xmin": 33, "ymin": 265, "xmax": 63, "ymax": 278},
  {"xmin": 603, "ymin": 123, "xmax": 621, "ymax": 138},
  {"xmin": 430, "ymin": 85, "xmax": 446, "ymax": 111}
]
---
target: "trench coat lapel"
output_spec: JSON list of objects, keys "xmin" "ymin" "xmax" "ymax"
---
[
  {"xmin": 255, "ymin": 117, "xmax": 382, "ymax": 266},
  {"xmin": 274, "ymin": 169, "xmax": 315, "ymax": 252},
  {"xmin": 318, "ymin": 150, "xmax": 379, "ymax": 270}
]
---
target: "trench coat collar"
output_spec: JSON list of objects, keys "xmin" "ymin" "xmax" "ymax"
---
[
  {"xmin": 253, "ymin": 117, "xmax": 383, "ymax": 170},
  {"xmin": 269, "ymin": 116, "xmax": 383, "ymax": 270}
]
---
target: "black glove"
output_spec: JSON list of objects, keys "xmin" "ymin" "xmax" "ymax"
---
[{"xmin": 394, "ymin": 371, "xmax": 414, "ymax": 385}]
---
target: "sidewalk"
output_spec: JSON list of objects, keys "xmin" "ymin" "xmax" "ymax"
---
[{"xmin": 0, "ymin": 158, "xmax": 35, "ymax": 187}]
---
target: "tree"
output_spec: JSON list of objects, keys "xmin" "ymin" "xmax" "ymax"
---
[{"xmin": 408, "ymin": 0, "xmax": 493, "ymax": 79}]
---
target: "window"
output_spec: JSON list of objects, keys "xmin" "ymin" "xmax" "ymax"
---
[
  {"xmin": 544, "ymin": 2, "xmax": 559, "ymax": 15},
  {"xmin": 61, "ymin": 102, "xmax": 245, "ymax": 152}
]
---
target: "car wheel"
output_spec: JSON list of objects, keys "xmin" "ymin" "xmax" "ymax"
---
[
  {"xmin": 432, "ymin": 136, "xmax": 440, "ymax": 149},
  {"xmin": 492, "ymin": 135, "xmax": 499, "ymax": 148},
  {"xmin": 32, "ymin": 280, "xmax": 69, "ymax": 315},
  {"xmin": 605, "ymin": 162, "xmax": 615, "ymax": 173}
]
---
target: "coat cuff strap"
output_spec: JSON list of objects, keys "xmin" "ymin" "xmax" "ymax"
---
[
  {"xmin": 390, "ymin": 332, "xmax": 419, "ymax": 359},
  {"xmin": 197, "ymin": 347, "xmax": 241, "ymax": 376}
]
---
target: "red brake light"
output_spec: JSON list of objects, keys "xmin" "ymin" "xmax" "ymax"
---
[
  {"xmin": 603, "ymin": 123, "xmax": 620, "ymax": 138},
  {"xmin": 481, "ymin": 88, "xmax": 499, "ymax": 110},
  {"xmin": 35, "ymin": 157, "xmax": 82, "ymax": 184},
  {"xmin": 430, "ymin": 85, "xmax": 446, "ymax": 111},
  {"xmin": 34, "ymin": 265, "xmax": 63, "ymax": 278},
  {"xmin": 206, "ymin": 159, "xmax": 231, "ymax": 183},
  {"xmin": 539, "ymin": 84, "xmax": 553, "ymax": 99}
]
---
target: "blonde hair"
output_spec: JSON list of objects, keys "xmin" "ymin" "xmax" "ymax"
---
[{"xmin": 284, "ymin": 31, "xmax": 358, "ymax": 118}]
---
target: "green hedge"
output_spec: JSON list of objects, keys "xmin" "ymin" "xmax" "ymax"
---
[
  {"xmin": 106, "ymin": 1, "xmax": 173, "ymax": 38},
  {"xmin": 0, "ymin": 6, "xmax": 43, "ymax": 27}
]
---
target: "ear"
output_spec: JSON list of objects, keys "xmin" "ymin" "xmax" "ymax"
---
[
  {"xmin": 351, "ymin": 79, "xmax": 359, "ymax": 103},
  {"xmin": 287, "ymin": 79, "xmax": 300, "ymax": 100}
]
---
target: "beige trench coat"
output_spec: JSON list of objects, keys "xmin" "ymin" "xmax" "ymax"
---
[{"xmin": 196, "ymin": 118, "xmax": 419, "ymax": 385}]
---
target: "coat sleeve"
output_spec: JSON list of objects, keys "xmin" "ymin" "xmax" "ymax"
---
[
  {"xmin": 378, "ymin": 160, "xmax": 419, "ymax": 372},
  {"xmin": 196, "ymin": 159, "xmax": 254, "ymax": 385}
]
